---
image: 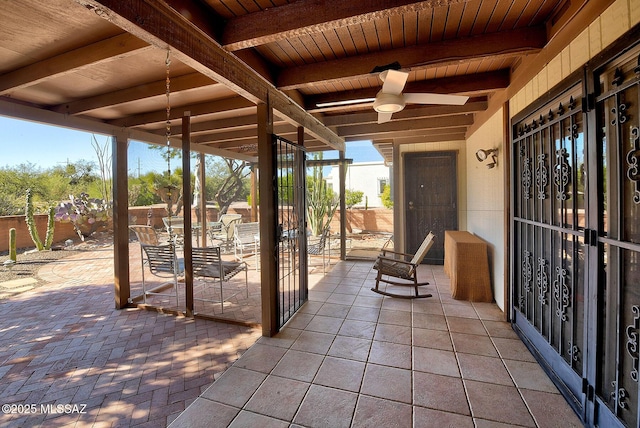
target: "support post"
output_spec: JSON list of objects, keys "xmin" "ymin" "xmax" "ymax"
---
[
  {"xmin": 182, "ymin": 112, "xmax": 193, "ymax": 317},
  {"xmin": 339, "ymin": 150, "xmax": 347, "ymax": 260},
  {"xmin": 250, "ymin": 165, "xmax": 258, "ymax": 222},
  {"xmin": 258, "ymin": 101, "xmax": 278, "ymax": 337},
  {"xmin": 392, "ymin": 143, "xmax": 403, "ymax": 253},
  {"xmin": 198, "ymin": 152, "xmax": 206, "ymax": 246},
  {"xmin": 112, "ymin": 133, "xmax": 130, "ymax": 309}
]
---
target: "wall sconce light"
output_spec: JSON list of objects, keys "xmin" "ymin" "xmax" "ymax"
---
[{"xmin": 476, "ymin": 148, "xmax": 498, "ymax": 169}]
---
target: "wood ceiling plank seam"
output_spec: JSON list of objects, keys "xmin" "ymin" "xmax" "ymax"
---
[
  {"xmin": 458, "ymin": 0, "xmax": 481, "ymax": 37},
  {"xmin": 319, "ymin": 30, "xmax": 345, "ymax": 61},
  {"xmin": 308, "ymin": 32, "xmax": 333, "ymax": 62},
  {"xmin": 430, "ymin": 4, "xmax": 449, "ymax": 42},
  {"xmin": 336, "ymin": 114, "xmax": 474, "ymax": 136},
  {"xmin": 443, "ymin": 2, "xmax": 466, "ymax": 40},
  {"xmin": 403, "ymin": 10, "xmax": 419, "ymax": 46},
  {"xmin": 485, "ymin": 0, "xmax": 512, "ymax": 33},
  {"xmin": 498, "ymin": 0, "xmax": 526, "ymax": 31},
  {"xmin": 286, "ymin": 37, "xmax": 317, "ymax": 66},
  {"xmin": 223, "ymin": 0, "xmax": 250, "ymax": 17},
  {"xmin": 254, "ymin": 44, "xmax": 287, "ymax": 67},
  {"xmin": 347, "ymin": 23, "xmax": 370, "ymax": 55},
  {"xmin": 278, "ymin": 38, "xmax": 307, "ymax": 66},
  {"xmin": 388, "ymin": 13, "xmax": 405, "ymax": 49},
  {"xmin": 334, "ymin": 26, "xmax": 358, "ymax": 57},
  {"xmin": 374, "ymin": 17, "xmax": 393, "ymax": 51},
  {"xmin": 473, "ymin": 0, "xmax": 499, "ymax": 35},
  {"xmin": 416, "ymin": 9, "xmax": 433, "ymax": 45}
]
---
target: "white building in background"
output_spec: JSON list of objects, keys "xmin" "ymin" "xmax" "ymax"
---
[{"xmin": 326, "ymin": 161, "xmax": 390, "ymax": 208}]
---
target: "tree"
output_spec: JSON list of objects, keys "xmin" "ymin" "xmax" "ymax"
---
[
  {"xmin": 306, "ymin": 154, "xmax": 338, "ymax": 235},
  {"xmin": 345, "ymin": 189, "xmax": 364, "ymax": 208},
  {"xmin": 381, "ymin": 184, "xmax": 393, "ymax": 208},
  {"xmin": 92, "ymin": 134, "xmax": 112, "ymax": 202},
  {"xmin": 205, "ymin": 157, "xmax": 250, "ymax": 216}
]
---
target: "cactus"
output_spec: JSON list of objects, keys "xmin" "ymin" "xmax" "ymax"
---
[
  {"xmin": 25, "ymin": 188, "xmax": 44, "ymax": 251},
  {"xmin": 44, "ymin": 206, "xmax": 55, "ymax": 250},
  {"xmin": 9, "ymin": 228, "xmax": 17, "ymax": 262}
]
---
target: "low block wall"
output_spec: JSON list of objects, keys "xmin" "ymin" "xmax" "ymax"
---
[
  {"xmin": 0, "ymin": 215, "xmax": 78, "ymax": 252},
  {"xmin": 329, "ymin": 208, "xmax": 393, "ymax": 234}
]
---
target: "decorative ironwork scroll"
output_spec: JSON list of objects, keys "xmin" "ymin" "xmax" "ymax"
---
[
  {"xmin": 611, "ymin": 103, "xmax": 628, "ymax": 126},
  {"xmin": 568, "ymin": 341, "xmax": 581, "ymax": 363},
  {"xmin": 627, "ymin": 127, "xmax": 640, "ymax": 204},
  {"xmin": 523, "ymin": 250, "xmax": 533, "ymax": 293},
  {"xmin": 626, "ymin": 305, "xmax": 640, "ymax": 382},
  {"xmin": 521, "ymin": 143, "xmax": 532, "ymax": 200},
  {"xmin": 554, "ymin": 266, "xmax": 570, "ymax": 321},
  {"xmin": 536, "ymin": 154, "xmax": 548, "ymax": 200},
  {"xmin": 537, "ymin": 257, "xmax": 549, "ymax": 305},
  {"xmin": 554, "ymin": 148, "xmax": 571, "ymax": 201}
]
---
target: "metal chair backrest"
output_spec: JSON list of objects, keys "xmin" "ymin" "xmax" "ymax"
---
[
  {"xmin": 192, "ymin": 246, "xmax": 246, "ymax": 281},
  {"xmin": 219, "ymin": 213, "xmax": 242, "ymax": 227},
  {"xmin": 308, "ymin": 225, "xmax": 330, "ymax": 255},
  {"xmin": 234, "ymin": 222, "xmax": 260, "ymax": 246},
  {"xmin": 409, "ymin": 232, "xmax": 435, "ymax": 265},
  {"xmin": 129, "ymin": 225, "xmax": 160, "ymax": 246},
  {"xmin": 141, "ymin": 244, "xmax": 183, "ymax": 276},
  {"xmin": 223, "ymin": 217, "xmax": 242, "ymax": 241}
]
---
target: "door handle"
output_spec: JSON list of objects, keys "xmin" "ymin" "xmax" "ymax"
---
[{"xmin": 408, "ymin": 201, "xmax": 414, "ymax": 210}]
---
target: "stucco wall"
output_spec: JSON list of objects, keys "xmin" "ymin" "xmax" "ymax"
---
[{"xmin": 465, "ymin": 110, "xmax": 506, "ymax": 310}]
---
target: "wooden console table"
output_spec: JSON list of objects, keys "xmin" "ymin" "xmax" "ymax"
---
[{"xmin": 444, "ymin": 231, "xmax": 493, "ymax": 302}]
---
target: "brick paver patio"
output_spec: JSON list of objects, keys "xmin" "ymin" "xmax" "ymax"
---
[{"xmin": 0, "ymin": 247, "xmax": 261, "ymax": 427}]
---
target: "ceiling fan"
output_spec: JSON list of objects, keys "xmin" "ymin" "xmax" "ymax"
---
[{"xmin": 372, "ymin": 69, "xmax": 469, "ymax": 124}]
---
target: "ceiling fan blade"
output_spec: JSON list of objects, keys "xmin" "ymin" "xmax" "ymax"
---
[
  {"xmin": 378, "ymin": 112, "xmax": 393, "ymax": 124},
  {"xmin": 403, "ymin": 93, "xmax": 469, "ymax": 105},
  {"xmin": 381, "ymin": 70, "xmax": 408, "ymax": 95}
]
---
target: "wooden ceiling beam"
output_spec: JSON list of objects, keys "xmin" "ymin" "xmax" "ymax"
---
[
  {"xmin": 107, "ymin": 96, "xmax": 255, "ymax": 128},
  {"xmin": 307, "ymin": 70, "xmax": 507, "ymax": 111},
  {"xmin": 52, "ymin": 73, "xmax": 217, "ymax": 115},
  {"xmin": 338, "ymin": 115, "xmax": 473, "ymax": 137},
  {"xmin": 78, "ymin": 0, "xmax": 344, "ymax": 151},
  {"xmin": 322, "ymin": 99, "xmax": 487, "ymax": 127},
  {"xmin": 222, "ymin": 0, "xmax": 468, "ymax": 51},
  {"xmin": 277, "ymin": 27, "xmax": 546, "ymax": 90},
  {"xmin": 345, "ymin": 126, "xmax": 469, "ymax": 141},
  {"xmin": 0, "ymin": 33, "xmax": 150, "ymax": 95},
  {"xmin": 191, "ymin": 123, "xmax": 299, "ymax": 145}
]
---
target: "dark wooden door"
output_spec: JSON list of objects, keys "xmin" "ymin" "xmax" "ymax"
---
[{"xmin": 404, "ymin": 152, "xmax": 457, "ymax": 264}]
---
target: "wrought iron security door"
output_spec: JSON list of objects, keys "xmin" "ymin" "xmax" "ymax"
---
[
  {"xmin": 273, "ymin": 136, "xmax": 307, "ymax": 329},
  {"xmin": 511, "ymin": 40, "xmax": 640, "ymax": 427},
  {"xmin": 511, "ymin": 82, "xmax": 588, "ymax": 416},
  {"xmin": 592, "ymin": 47, "xmax": 640, "ymax": 428}
]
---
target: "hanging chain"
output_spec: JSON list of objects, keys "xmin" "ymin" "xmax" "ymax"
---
[{"xmin": 165, "ymin": 48, "xmax": 173, "ymax": 244}]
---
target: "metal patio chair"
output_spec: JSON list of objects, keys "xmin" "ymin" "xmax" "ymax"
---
[{"xmin": 192, "ymin": 246, "xmax": 248, "ymax": 312}]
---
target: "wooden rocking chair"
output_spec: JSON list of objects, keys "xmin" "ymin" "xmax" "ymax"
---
[{"xmin": 371, "ymin": 232, "xmax": 435, "ymax": 299}]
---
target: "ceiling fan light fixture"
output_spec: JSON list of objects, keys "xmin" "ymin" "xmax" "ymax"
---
[{"xmin": 373, "ymin": 91, "xmax": 405, "ymax": 113}]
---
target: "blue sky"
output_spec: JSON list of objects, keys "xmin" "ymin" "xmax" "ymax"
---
[{"xmin": 1, "ymin": 116, "xmax": 381, "ymax": 171}]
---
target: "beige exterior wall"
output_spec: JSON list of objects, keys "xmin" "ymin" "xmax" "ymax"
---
[
  {"xmin": 510, "ymin": 0, "xmax": 640, "ymax": 117},
  {"xmin": 465, "ymin": 110, "xmax": 506, "ymax": 310}
]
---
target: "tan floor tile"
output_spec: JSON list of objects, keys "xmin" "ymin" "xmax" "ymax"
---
[
  {"xmin": 314, "ymin": 356, "xmax": 365, "ymax": 392},
  {"xmin": 272, "ymin": 350, "xmax": 324, "ymax": 382},
  {"xmin": 368, "ymin": 340, "xmax": 412, "ymax": 369},
  {"xmin": 378, "ymin": 308, "xmax": 412, "ymax": 326},
  {"xmin": 483, "ymin": 320, "xmax": 519, "ymax": 339},
  {"xmin": 447, "ymin": 316, "xmax": 488, "ymax": 336},
  {"xmin": 492, "ymin": 337, "xmax": 537, "ymax": 362},
  {"xmin": 412, "ymin": 312, "xmax": 447, "ymax": 330},
  {"xmin": 520, "ymin": 389, "xmax": 582, "ymax": 427},
  {"xmin": 414, "ymin": 406, "xmax": 474, "ymax": 428},
  {"xmin": 327, "ymin": 336, "xmax": 371, "ymax": 362},
  {"xmin": 338, "ymin": 319, "xmax": 376, "ymax": 340},
  {"xmin": 256, "ymin": 327, "xmax": 302, "ymax": 349},
  {"xmin": 451, "ymin": 332, "xmax": 499, "ymax": 357},
  {"xmin": 373, "ymin": 323, "xmax": 412, "ymax": 345},
  {"xmin": 232, "ymin": 343, "xmax": 287, "ymax": 373},
  {"xmin": 414, "ymin": 371, "xmax": 470, "ymax": 415},
  {"xmin": 228, "ymin": 410, "xmax": 289, "ymax": 428},
  {"xmin": 169, "ymin": 398, "xmax": 239, "ymax": 428},
  {"xmin": 443, "ymin": 303, "xmax": 479, "ymax": 319},
  {"xmin": 346, "ymin": 306, "xmax": 380, "ymax": 322},
  {"xmin": 305, "ymin": 314, "xmax": 344, "ymax": 334},
  {"xmin": 316, "ymin": 302, "xmax": 351, "ymax": 318},
  {"xmin": 465, "ymin": 380, "xmax": 535, "ymax": 427},
  {"xmin": 352, "ymin": 395, "xmax": 412, "ymax": 428},
  {"xmin": 457, "ymin": 353, "xmax": 513, "ymax": 386},
  {"xmin": 290, "ymin": 330, "xmax": 335, "ymax": 355},
  {"xmin": 361, "ymin": 363, "xmax": 412, "ymax": 403},
  {"xmin": 294, "ymin": 385, "xmax": 358, "ymax": 428},
  {"xmin": 413, "ymin": 347, "xmax": 460, "ymax": 377},
  {"xmin": 413, "ymin": 328, "xmax": 453, "ymax": 351},
  {"xmin": 503, "ymin": 359, "xmax": 560, "ymax": 393},
  {"xmin": 244, "ymin": 375, "xmax": 309, "ymax": 421},
  {"xmin": 412, "ymin": 301, "xmax": 445, "ymax": 315},
  {"xmin": 201, "ymin": 367, "xmax": 266, "ymax": 408}
]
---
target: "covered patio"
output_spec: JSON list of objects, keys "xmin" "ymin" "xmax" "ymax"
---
[{"xmin": 0, "ymin": 247, "xmax": 580, "ymax": 427}]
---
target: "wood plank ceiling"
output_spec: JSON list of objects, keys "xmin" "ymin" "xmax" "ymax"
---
[{"xmin": 0, "ymin": 0, "xmax": 566, "ymax": 163}]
